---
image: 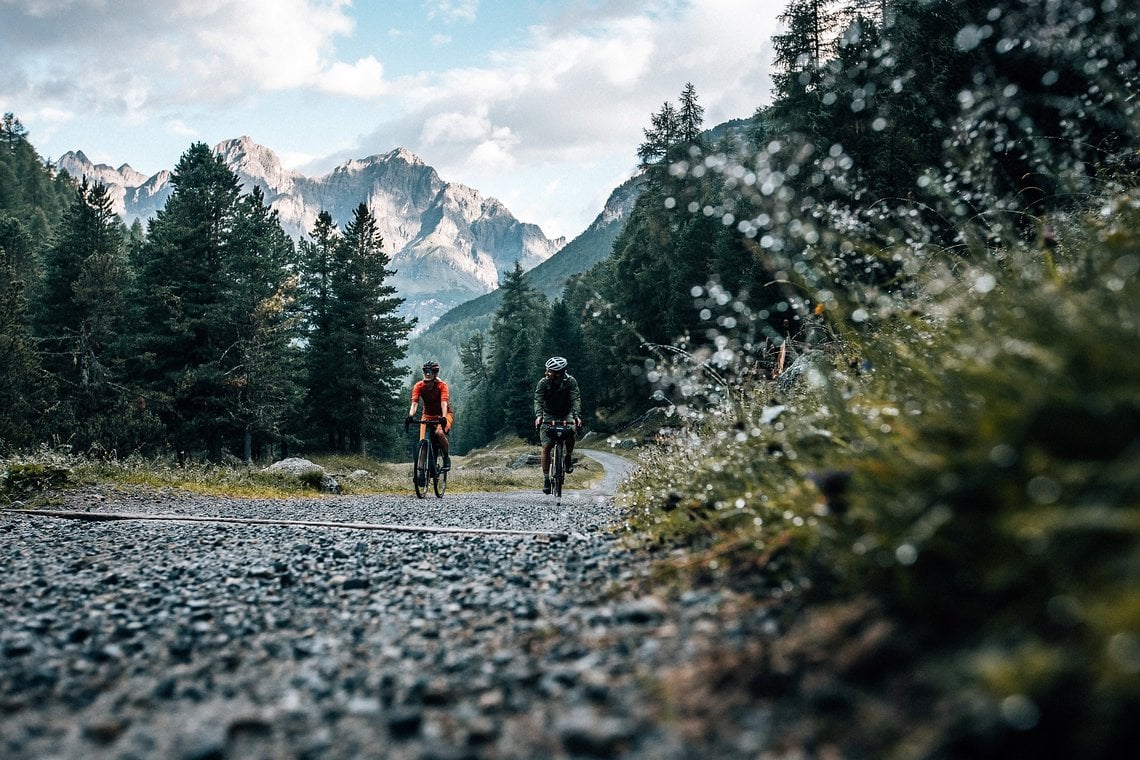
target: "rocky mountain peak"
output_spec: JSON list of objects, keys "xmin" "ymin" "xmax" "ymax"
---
[
  {"xmin": 212, "ymin": 136, "xmax": 298, "ymax": 195},
  {"xmin": 60, "ymin": 138, "xmax": 566, "ymax": 331}
]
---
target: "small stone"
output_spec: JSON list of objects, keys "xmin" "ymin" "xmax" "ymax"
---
[
  {"xmin": 83, "ymin": 718, "xmax": 129, "ymax": 745},
  {"xmin": 387, "ymin": 707, "xmax": 423, "ymax": 739}
]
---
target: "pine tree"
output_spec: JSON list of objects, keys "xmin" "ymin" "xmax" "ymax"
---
[
  {"xmin": 131, "ymin": 142, "xmax": 243, "ymax": 459},
  {"xmin": 678, "ymin": 82, "xmax": 705, "ymax": 145},
  {"xmin": 457, "ymin": 331, "xmax": 494, "ymax": 449},
  {"xmin": 299, "ymin": 210, "xmax": 342, "ymax": 449},
  {"xmin": 35, "ymin": 179, "xmax": 138, "ymax": 450},
  {"xmin": 666, "ymin": 213, "xmax": 718, "ymax": 338},
  {"xmin": 326, "ymin": 202, "xmax": 413, "ymax": 455},
  {"xmin": 36, "ymin": 180, "xmax": 127, "ymax": 383},
  {"xmin": 0, "ymin": 248, "xmax": 51, "ymax": 452},
  {"xmin": 0, "ymin": 113, "xmax": 73, "ymax": 285},
  {"xmin": 485, "ymin": 263, "xmax": 547, "ymax": 442},
  {"xmin": 540, "ymin": 299, "xmax": 583, "ymax": 375},
  {"xmin": 637, "ymin": 101, "xmax": 680, "ymax": 175},
  {"xmin": 223, "ymin": 186, "xmax": 303, "ymax": 463}
]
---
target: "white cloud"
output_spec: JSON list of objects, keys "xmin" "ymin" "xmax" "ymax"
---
[
  {"xmin": 166, "ymin": 119, "xmax": 198, "ymax": 138},
  {"xmin": 422, "ymin": 110, "xmax": 492, "ymax": 144},
  {"xmin": 425, "ymin": 0, "xmax": 479, "ymax": 25},
  {"xmin": 383, "ymin": 0, "xmax": 775, "ymax": 162},
  {"xmin": 1, "ymin": 0, "xmax": 379, "ymax": 110},
  {"xmin": 319, "ymin": 56, "xmax": 387, "ymax": 97}
]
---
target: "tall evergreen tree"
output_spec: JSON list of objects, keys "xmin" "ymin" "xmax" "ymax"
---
[
  {"xmin": 0, "ymin": 248, "xmax": 51, "ymax": 452},
  {"xmin": 540, "ymin": 299, "xmax": 583, "ymax": 377},
  {"xmin": 224, "ymin": 186, "xmax": 303, "ymax": 463},
  {"xmin": 325, "ymin": 202, "xmax": 413, "ymax": 455},
  {"xmin": 666, "ymin": 213, "xmax": 718, "ymax": 338},
  {"xmin": 34, "ymin": 179, "xmax": 138, "ymax": 450},
  {"xmin": 131, "ymin": 142, "xmax": 243, "ymax": 458},
  {"xmin": 678, "ymin": 82, "xmax": 706, "ymax": 145},
  {"xmin": 0, "ymin": 113, "xmax": 72, "ymax": 285},
  {"xmin": 299, "ymin": 210, "xmax": 342, "ymax": 449},
  {"xmin": 484, "ymin": 263, "xmax": 547, "ymax": 442},
  {"xmin": 457, "ymin": 331, "xmax": 493, "ymax": 450}
]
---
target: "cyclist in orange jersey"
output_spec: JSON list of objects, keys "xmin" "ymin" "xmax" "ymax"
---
[{"xmin": 405, "ymin": 360, "xmax": 451, "ymax": 471}]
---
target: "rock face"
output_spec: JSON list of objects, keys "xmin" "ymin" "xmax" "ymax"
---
[{"xmin": 56, "ymin": 138, "xmax": 566, "ymax": 330}]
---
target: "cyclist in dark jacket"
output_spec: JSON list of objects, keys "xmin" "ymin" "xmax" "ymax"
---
[{"xmin": 533, "ymin": 356, "xmax": 582, "ymax": 494}]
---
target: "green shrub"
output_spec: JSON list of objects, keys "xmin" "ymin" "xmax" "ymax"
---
[
  {"xmin": 0, "ymin": 462, "xmax": 70, "ymax": 502},
  {"xmin": 622, "ymin": 190, "xmax": 1140, "ymax": 755}
]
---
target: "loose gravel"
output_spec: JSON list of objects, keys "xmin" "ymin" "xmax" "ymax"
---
[{"xmin": 1, "ymin": 450, "xmax": 777, "ymax": 759}]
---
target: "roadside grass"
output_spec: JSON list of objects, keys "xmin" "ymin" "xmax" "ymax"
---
[{"xmin": 1, "ymin": 433, "xmax": 621, "ymax": 503}]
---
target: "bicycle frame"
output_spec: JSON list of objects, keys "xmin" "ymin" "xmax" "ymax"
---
[
  {"xmin": 544, "ymin": 418, "xmax": 573, "ymax": 504},
  {"xmin": 413, "ymin": 419, "xmax": 447, "ymax": 498}
]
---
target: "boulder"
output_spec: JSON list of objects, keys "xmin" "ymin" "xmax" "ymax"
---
[{"xmin": 262, "ymin": 458, "xmax": 340, "ymax": 493}]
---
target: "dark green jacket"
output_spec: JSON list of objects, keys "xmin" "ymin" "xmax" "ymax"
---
[{"xmin": 533, "ymin": 374, "xmax": 581, "ymax": 420}]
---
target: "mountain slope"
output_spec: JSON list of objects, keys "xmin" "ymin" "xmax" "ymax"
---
[
  {"xmin": 55, "ymin": 138, "xmax": 565, "ymax": 329},
  {"xmin": 405, "ymin": 174, "xmax": 642, "ymax": 409}
]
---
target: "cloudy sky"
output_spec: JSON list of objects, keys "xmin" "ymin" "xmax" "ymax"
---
[{"xmin": 1, "ymin": 0, "xmax": 780, "ymax": 240}]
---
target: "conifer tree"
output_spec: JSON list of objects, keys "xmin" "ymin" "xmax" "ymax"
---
[
  {"xmin": 457, "ymin": 331, "xmax": 493, "ymax": 449},
  {"xmin": 34, "ymin": 179, "xmax": 137, "ymax": 450},
  {"xmin": 540, "ymin": 299, "xmax": 583, "ymax": 376},
  {"xmin": 0, "ymin": 248, "xmax": 51, "ymax": 452},
  {"xmin": 0, "ymin": 113, "xmax": 73, "ymax": 285},
  {"xmin": 678, "ymin": 82, "xmax": 705, "ymax": 145},
  {"xmin": 299, "ymin": 210, "xmax": 342, "ymax": 449},
  {"xmin": 131, "ymin": 142, "xmax": 243, "ymax": 458},
  {"xmin": 485, "ymin": 263, "xmax": 547, "ymax": 442},
  {"xmin": 224, "ymin": 186, "xmax": 303, "ymax": 463},
  {"xmin": 325, "ymin": 202, "xmax": 412, "ymax": 455}
]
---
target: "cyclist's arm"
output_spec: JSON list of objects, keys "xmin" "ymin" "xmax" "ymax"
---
[
  {"xmin": 408, "ymin": 382, "xmax": 422, "ymax": 419},
  {"xmin": 534, "ymin": 378, "xmax": 547, "ymax": 426},
  {"xmin": 439, "ymin": 382, "xmax": 450, "ymax": 419},
  {"xmin": 569, "ymin": 378, "xmax": 582, "ymax": 421}
]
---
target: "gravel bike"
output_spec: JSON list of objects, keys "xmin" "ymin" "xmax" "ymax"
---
[
  {"xmin": 545, "ymin": 418, "xmax": 573, "ymax": 505},
  {"xmin": 411, "ymin": 419, "xmax": 447, "ymax": 498}
]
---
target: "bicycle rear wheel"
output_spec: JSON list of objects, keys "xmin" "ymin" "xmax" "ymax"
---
[
  {"xmin": 432, "ymin": 453, "xmax": 447, "ymax": 497},
  {"xmin": 414, "ymin": 440, "xmax": 430, "ymax": 499}
]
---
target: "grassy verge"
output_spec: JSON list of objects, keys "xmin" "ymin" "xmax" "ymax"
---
[
  {"xmin": 1, "ymin": 435, "xmax": 613, "ymax": 503},
  {"xmin": 621, "ymin": 190, "xmax": 1140, "ymax": 756}
]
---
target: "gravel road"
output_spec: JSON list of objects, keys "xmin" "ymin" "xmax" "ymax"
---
[{"xmin": 0, "ymin": 450, "xmax": 776, "ymax": 759}]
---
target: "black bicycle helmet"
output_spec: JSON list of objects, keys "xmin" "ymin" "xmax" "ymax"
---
[
  {"xmin": 545, "ymin": 356, "xmax": 568, "ymax": 371},
  {"xmin": 422, "ymin": 360, "xmax": 440, "ymax": 374}
]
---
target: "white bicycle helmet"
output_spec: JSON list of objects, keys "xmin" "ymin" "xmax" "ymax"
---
[{"xmin": 545, "ymin": 356, "xmax": 568, "ymax": 371}]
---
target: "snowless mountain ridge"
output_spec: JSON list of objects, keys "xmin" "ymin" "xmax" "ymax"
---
[{"xmin": 56, "ymin": 137, "xmax": 567, "ymax": 330}]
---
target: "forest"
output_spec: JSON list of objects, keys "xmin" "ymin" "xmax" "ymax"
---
[
  {"xmin": 2, "ymin": 0, "xmax": 1138, "ymax": 754},
  {"xmin": 1, "ymin": 134, "xmax": 412, "ymax": 462}
]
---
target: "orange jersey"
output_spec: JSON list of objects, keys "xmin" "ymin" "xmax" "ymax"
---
[{"xmin": 411, "ymin": 379, "xmax": 449, "ymax": 419}]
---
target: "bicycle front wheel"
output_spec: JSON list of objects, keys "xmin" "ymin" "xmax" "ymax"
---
[
  {"xmin": 414, "ymin": 440, "xmax": 430, "ymax": 499},
  {"xmin": 552, "ymin": 441, "xmax": 565, "ymax": 500}
]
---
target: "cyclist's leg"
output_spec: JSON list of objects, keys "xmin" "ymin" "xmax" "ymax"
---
[
  {"xmin": 434, "ymin": 424, "xmax": 451, "ymax": 470},
  {"xmin": 564, "ymin": 429, "xmax": 576, "ymax": 472}
]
